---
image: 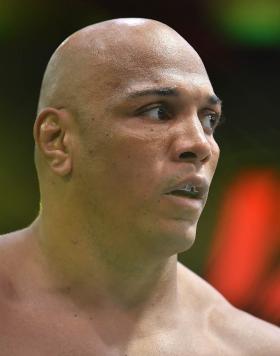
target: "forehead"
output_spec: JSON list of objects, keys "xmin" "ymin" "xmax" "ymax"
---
[
  {"xmin": 108, "ymin": 74, "xmax": 214, "ymax": 112},
  {"xmin": 74, "ymin": 25, "xmax": 214, "ymax": 107},
  {"xmin": 91, "ymin": 51, "xmax": 212, "ymax": 105}
]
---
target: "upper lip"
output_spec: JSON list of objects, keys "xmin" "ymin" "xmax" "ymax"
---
[{"xmin": 164, "ymin": 175, "xmax": 209, "ymax": 199}]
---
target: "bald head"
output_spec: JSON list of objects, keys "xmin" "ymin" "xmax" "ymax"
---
[
  {"xmin": 34, "ymin": 18, "xmax": 220, "ymax": 247},
  {"xmin": 34, "ymin": 17, "xmax": 213, "ymax": 189},
  {"xmin": 37, "ymin": 18, "xmax": 207, "ymax": 119}
]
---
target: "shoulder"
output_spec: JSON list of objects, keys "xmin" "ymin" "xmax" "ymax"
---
[
  {"xmin": 0, "ymin": 229, "xmax": 27, "ymax": 264},
  {"xmin": 0, "ymin": 230, "xmax": 23, "ymax": 289},
  {"xmin": 0, "ymin": 228, "xmax": 34, "ymax": 299},
  {"xmin": 219, "ymin": 305, "xmax": 280, "ymax": 355},
  {"xmin": 178, "ymin": 262, "xmax": 280, "ymax": 355}
]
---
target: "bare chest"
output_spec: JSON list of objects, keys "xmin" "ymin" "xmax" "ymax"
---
[{"xmin": 0, "ymin": 304, "xmax": 237, "ymax": 356}]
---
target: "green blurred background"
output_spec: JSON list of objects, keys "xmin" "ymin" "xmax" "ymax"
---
[{"xmin": 1, "ymin": 0, "xmax": 279, "ymax": 322}]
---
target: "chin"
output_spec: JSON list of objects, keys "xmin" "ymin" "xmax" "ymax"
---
[
  {"xmin": 146, "ymin": 219, "xmax": 198, "ymax": 257},
  {"xmin": 172, "ymin": 223, "xmax": 197, "ymax": 253}
]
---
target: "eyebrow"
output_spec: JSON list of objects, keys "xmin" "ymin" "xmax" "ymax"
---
[
  {"xmin": 125, "ymin": 87, "xmax": 222, "ymax": 108},
  {"xmin": 208, "ymin": 94, "xmax": 222, "ymax": 106},
  {"xmin": 126, "ymin": 87, "xmax": 179, "ymax": 99}
]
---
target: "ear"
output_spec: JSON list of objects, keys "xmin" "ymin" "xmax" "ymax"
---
[{"xmin": 33, "ymin": 108, "xmax": 72, "ymax": 176}]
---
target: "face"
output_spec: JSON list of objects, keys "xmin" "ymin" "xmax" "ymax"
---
[{"xmin": 71, "ymin": 30, "xmax": 221, "ymax": 257}]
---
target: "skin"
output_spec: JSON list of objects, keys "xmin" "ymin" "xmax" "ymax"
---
[{"xmin": 0, "ymin": 18, "xmax": 280, "ymax": 355}]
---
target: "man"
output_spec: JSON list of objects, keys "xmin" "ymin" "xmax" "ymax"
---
[{"xmin": 0, "ymin": 18, "xmax": 279, "ymax": 355}]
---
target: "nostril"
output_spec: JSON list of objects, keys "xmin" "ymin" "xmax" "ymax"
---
[{"xmin": 179, "ymin": 151, "xmax": 196, "ymax": 160}]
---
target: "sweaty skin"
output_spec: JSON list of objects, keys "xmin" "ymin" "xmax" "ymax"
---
[{"xmin": 0, "ymin": 18, "xmax": 280, "ymax": 356}]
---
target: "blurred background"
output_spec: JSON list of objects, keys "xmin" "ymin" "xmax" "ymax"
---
[{"xmin": 0, "ymin": 0, "xmax": 279, "ymax": 325}]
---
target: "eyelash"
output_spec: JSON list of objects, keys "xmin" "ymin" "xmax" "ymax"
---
[
  {"xmin": 137, "ymin": 104, "xmax": 221, "ymax": 133},
  {"xmin": 138, "ymin": 105, "xmax": 172, "ymax": 121},
  {"xmin": 203, "ymin": 112, "xmax": 221, "ymax": 130}
]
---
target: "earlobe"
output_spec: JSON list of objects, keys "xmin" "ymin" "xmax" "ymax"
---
[{"xmin": 34, "ymin": 108, "xmax": 72, "ymax": 176}]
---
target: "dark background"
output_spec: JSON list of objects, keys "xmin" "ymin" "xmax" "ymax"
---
[{"xmin": 1, "ymin": 0, "xmax": 279, "ymax": 323}]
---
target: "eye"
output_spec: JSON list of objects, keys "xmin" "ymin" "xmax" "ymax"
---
[
  {"xmin": 139, "ymin": 105, "xmax": 171, "ymax": 121},
  {"xmin": 201, "ymin": 112, "xmax": 220, "ymax": 133}
]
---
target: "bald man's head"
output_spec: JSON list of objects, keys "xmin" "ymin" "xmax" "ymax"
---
[
  {"xmin": 37, "ymin": 18, "xmax": 207, "ymax": 122},
  {"xmin": 34, "ymin": 18, "xmax": 220, "ymax": 251}
]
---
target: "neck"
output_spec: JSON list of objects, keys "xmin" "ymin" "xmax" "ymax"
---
[{"xmin": 30, "ymin": 213, "xmax": 179, "ymax": 314}]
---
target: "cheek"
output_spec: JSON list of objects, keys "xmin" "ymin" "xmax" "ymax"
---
[
  {"xmin": 80, "ymin": 128, "xmax": 164, "ymax": 200},
  {"xmin": 213, "ymin": 140, "xmax": 220, "ymax": 162},
  {"xmin": 106, "ymin": 134, "xmax": 163, "ymax": 193},
  {"xmin": 209, "ymin": 140, "xmax": 220, "ymax": 178}
]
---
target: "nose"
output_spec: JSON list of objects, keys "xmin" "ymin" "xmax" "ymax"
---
[{"xmin": 171, "ymin": 117, "xmax": 212, "ymax": 165}]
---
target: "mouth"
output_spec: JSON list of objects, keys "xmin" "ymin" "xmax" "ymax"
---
[
  {"xmin": 166, "ymin": 184, "xmax": 201, "ymax": 199},
  {"xmin": 163, "ymin": 176, "xmax": 209, "ymax": 201}
]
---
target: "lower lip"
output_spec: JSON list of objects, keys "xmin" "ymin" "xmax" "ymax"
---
[{"xmin": 163, "ymin": 194, "xmax": 203, "ymax": 210}]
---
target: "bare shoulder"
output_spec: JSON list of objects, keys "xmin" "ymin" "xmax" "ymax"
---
[
  {"xmin": 218, "ymin": 303, "xmax": 280, "ymax": 355},
  {"xmin": 0, "ymin": 230, "xmax": 20, "ymax": 268},
  {"xmin": 0, "ymin": 229, "xmax": 28, "ymax": 266},
  {"xmin": 178, "ymin": 262, "xmax": 280, "ymax": 355},
  {"xmin": 0, "ymin": 228, "xmax": 33, "ymax": 299}
]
